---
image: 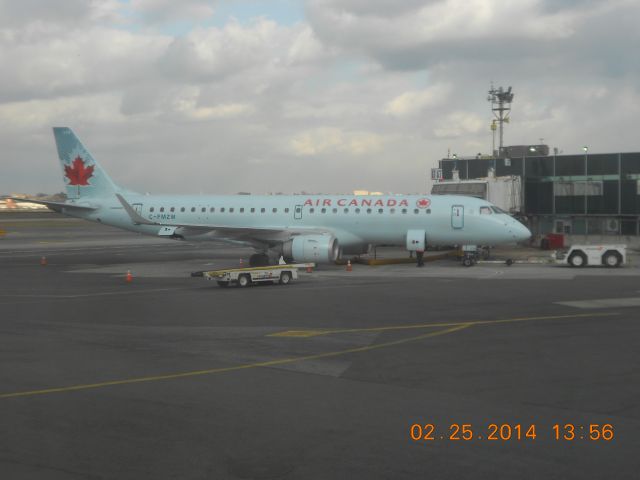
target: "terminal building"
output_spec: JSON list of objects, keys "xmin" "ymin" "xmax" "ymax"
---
[{"xmin": 435, "ymin": 146, "xmax": 640, "ymax": 244}]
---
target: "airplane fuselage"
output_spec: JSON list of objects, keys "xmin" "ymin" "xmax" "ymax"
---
[{"xmin": 68, "ymin": 193, "xmax": 530, "ymax": 250}]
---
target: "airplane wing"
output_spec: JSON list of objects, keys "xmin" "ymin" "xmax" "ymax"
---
[
  {"xmin": 116, "ymin": 194, "xmax": 328, "ymax": 239},
  {"xmin": 6, "ymin": 197, "xmax": 97, "ymax": 212}
]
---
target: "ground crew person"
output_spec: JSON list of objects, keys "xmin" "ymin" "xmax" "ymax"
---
[{"xmin": 416, "ymin": 249, "xmax": 425, "ymax": 267}]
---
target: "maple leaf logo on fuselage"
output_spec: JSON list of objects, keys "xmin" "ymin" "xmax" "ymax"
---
[
  {"xmin": 416, "ymin": 198, "xmax": 431, "ymax": 209},
  {"xmin": 64, "ymin": 156, "xmax": 94, "ymax": 186}
]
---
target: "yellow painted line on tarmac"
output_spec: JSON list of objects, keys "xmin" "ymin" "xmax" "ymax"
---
[
  {"xmin": 0, "ymin": 324, "xmax": 469, "ymax": 400},
  {"xmin": 268, "ymin": 311, "xmax": 620, "ymax": 338},
  {"xmin": 272, "ymin": 330, "xmax": 333, "ymax": 338}
]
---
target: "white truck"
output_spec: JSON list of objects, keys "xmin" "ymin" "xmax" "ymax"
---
[
  {"xmin": 554, "ymin": 244, "xmax": 626, "ymax": 268},
  {"xmin": 192, "ymin": 263, "xmax": 315, "ymax": 287}
]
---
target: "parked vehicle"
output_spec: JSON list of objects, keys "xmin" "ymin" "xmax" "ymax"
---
[{"xmin": 554, "ymin": 244, "xmax": 626, "ymax": 268}]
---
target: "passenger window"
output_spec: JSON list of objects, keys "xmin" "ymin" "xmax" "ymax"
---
[
  {"xmin": 261, "ymin": 208, "xmax": 265, "ymax": 213},
  {"xmin": 333, "ymin": 208, "xmax": 338, "ymax": 213},
  {"xmin": 344, "ymin": 208, "xmax": 349, "ymax": 214},
  {"xmin": 321, "ymin": 208, "xmax": 326, "ymax": 214},
  {"xmin": 201, "ymin": 207, "xmax": 206, "ymax": 213},
  {"xmin": 250, "ymin": 208, "xmax": 255, "ymax": 213},
  {"xmin": 150, "ymin": 207, "xmax": 155, "ymax": 212},
  {"xmin": 367, "ymin": 208, "xmax": 372, "ymax": 214},
  {"xmin": 229, "ymin": 208, "xmax": 234, "ymax": 213},
  {"xmin": 310, "ymin": 208, "xmax": 315, "ymax": 213},
  {"xmin": 210, "ymin": 207, "xmax": 215, "ymax": 212},
  {"xmin": 480, "ymin": 206, "xmax": 492, "ymax": 215},
  {"xmin": 240, "ymin": 208, "xmax": 244, "ymax": 213},
  {"xmin": 180, "ymin": 207, "xmax": 185, "ymax": 212},
  {"xmin": 285, "ymin": 208, "xmax": 289, "ymax": 213},
  {"xmin": 414, "ymin": 209, "xmax": 419, "ymax": 214},
  {"xmin": 221, "ymin": 208, "xmax": 225, "ymax": 213},
  {"xmin": 390, "ymin": 208, "xmax": 395, "ymax": 214},
  {"xmin": 170, "ymin": 207, "xmax": 175, "ymax": 212},
  {"xmin": 426, "ymin": 209, "xmax": 431, "ymax": 214},
  {"xmin": 160, "ymin": 207, "xmax": 164, "ymax": 212},
  {"xmin": 401, "ymin": 208, "xmax": 407, "ymax": 214},
  {"xmin": 378, "ymin": 208, "xmax": 383, "ymax": 214},
  {"xmin": 272, "ymin": 208, "xmax": 277, "ymax": 213},
  {"xmin": 355, "ymin": 208, "xmax": 360, "ymax": 214},
  {"xmin": 191, "ymin": 207, "xmax": 196, "ymax": 212}
]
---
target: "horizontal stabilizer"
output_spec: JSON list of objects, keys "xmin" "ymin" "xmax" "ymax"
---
[{"xmin": 6, "ymin": 197, "xmax": 96, "ymax": 212}]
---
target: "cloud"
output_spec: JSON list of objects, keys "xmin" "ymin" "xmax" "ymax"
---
[
  {"xmin": 157, "ymin": 19, "xmax": 327, "ymax": 82},
  {"xmin": 289, "ymin": 127, "xmax": 384, "ymax": 156},
  {"xmin": 130, "ymin": 0, "xmax": 216, "ymax": 24},
  {"xmin": 172, "ymin": 87, "xmax": 255, "ymax": 120},
  {"xmin": 433, "ymin": 111, "xmax": 485, "ymax": 138},
  {"xmin": 385, "ymin": 83, "xmax": 451, "ymax": 117},
  {"xmin": 306, "ymin": 0, "xmax": 612, "ymax": 70},
  {"xmin": 2, "ymin": 0, "xmax": 640, "ymax": 197},
  {"xmin": 0, "ymin": 0, "xmax": 124, "ymax": 27},
  {"xmin": 0, "ymin": 25, "xmax": 170, "ymax": 103}
]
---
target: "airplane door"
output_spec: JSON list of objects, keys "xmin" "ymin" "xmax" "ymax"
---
[
  {"xmin": 451, "ymin": 205, "xmax": 464, "ymax": 229},
  {"xmin": 294, "ymin": 205, "xmax": 303, "ymax": 220},
  {"xmin": 132, "ymin": 203, "xmax": 143, "ymax": 215}
]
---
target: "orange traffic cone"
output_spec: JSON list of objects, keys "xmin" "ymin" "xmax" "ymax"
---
[
  {"xmin": 125, "ymin": 270, "xmax": 133, "ymax": 283},
  {"xmin": 40, "ymin": 256, "xmax": 47, "ymax": 266},
  {"xmin": 346, "ymin": 260, "xmax": 352, "ymax": 272},
  {"xmin": 306, "ymin": 264, "xmax": 313, "ymax": 273}
]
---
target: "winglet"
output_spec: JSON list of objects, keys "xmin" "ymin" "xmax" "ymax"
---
[{"xmin": 116, "ymin": 194, "xmax": 157, "ymax": 225}]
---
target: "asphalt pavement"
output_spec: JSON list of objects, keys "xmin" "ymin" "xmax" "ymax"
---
[{"xmin": 1, "ymin": 213, "xmax": 639, "ymax": 479}]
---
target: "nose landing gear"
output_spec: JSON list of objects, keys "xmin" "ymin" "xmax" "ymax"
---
[{"xmin": 461, "ymin": 245, "xmax": 478, "ymax": 267}]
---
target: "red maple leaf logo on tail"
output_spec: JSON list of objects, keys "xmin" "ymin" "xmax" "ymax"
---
[
  {"xmin": 64, "ymin": 156, "xmax": 94, "ymax": 186},
  {"xmin": 416, "ymin": 198, "xmax": 431, "ymax": 209}
]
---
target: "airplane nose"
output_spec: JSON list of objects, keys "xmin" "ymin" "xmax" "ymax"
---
[{"xmin": 511, "ymin": 220, "xmax": 531, "ymax": 242}]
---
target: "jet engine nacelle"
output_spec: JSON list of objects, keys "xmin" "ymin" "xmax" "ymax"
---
[{"xmin": 282, "ymin": 234, "xmax": 340, "ymax": 263}]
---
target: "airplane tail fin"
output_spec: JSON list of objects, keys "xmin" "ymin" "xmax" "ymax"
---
[{"xmin": 53, "ymin": 127, "xmax": 120, "ymax": 199}]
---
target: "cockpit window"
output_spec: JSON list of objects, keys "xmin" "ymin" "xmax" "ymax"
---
[
  {"xmin": 479, "ymin": 206, "xmax": 492, "ymax": 215},
  {"xmin": 491, "ymin": 206, "xmax": 508, "ymax": 214}
]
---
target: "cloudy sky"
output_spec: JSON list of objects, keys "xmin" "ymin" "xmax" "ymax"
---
[{"xmin": 2, "ymin": 0, "xmax": 640, "ymax": 195}]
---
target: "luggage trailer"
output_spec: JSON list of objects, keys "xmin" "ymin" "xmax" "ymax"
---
[{"xmin": 193, "ymin": 263, "xmax": 315, "ymax": 287}]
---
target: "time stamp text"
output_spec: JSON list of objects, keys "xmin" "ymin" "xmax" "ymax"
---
[{"xmin": 410, "ymin": 423, "xmax": 615, "ymax": 442}]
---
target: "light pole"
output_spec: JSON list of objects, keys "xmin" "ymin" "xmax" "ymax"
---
[
  {"xmin": 452, "ymin": 154, "xmax": 458, "ymax": 181},
  {"xmin": 583, "ymin": 146, "xmax": 588, "ymax": 233}
]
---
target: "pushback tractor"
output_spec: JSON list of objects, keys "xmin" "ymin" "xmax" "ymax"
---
[{"xmin": 555, "ymin": 244, "xmax": 626, "ymax": 268}]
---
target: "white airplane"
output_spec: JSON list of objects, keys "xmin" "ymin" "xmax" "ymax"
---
[{"xmin": 10, "ymin": 128, "xmax": 530, "ymax": 266}]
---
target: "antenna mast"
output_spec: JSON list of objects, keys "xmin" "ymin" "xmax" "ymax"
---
[{"xmin": 487, "ymin": 83, "xmax": 514, "ymax": 156}]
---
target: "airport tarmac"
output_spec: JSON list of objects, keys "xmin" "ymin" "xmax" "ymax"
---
[{"xmin": 1, "ymin": 213, "xmax": 640, "ymax": 479}]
